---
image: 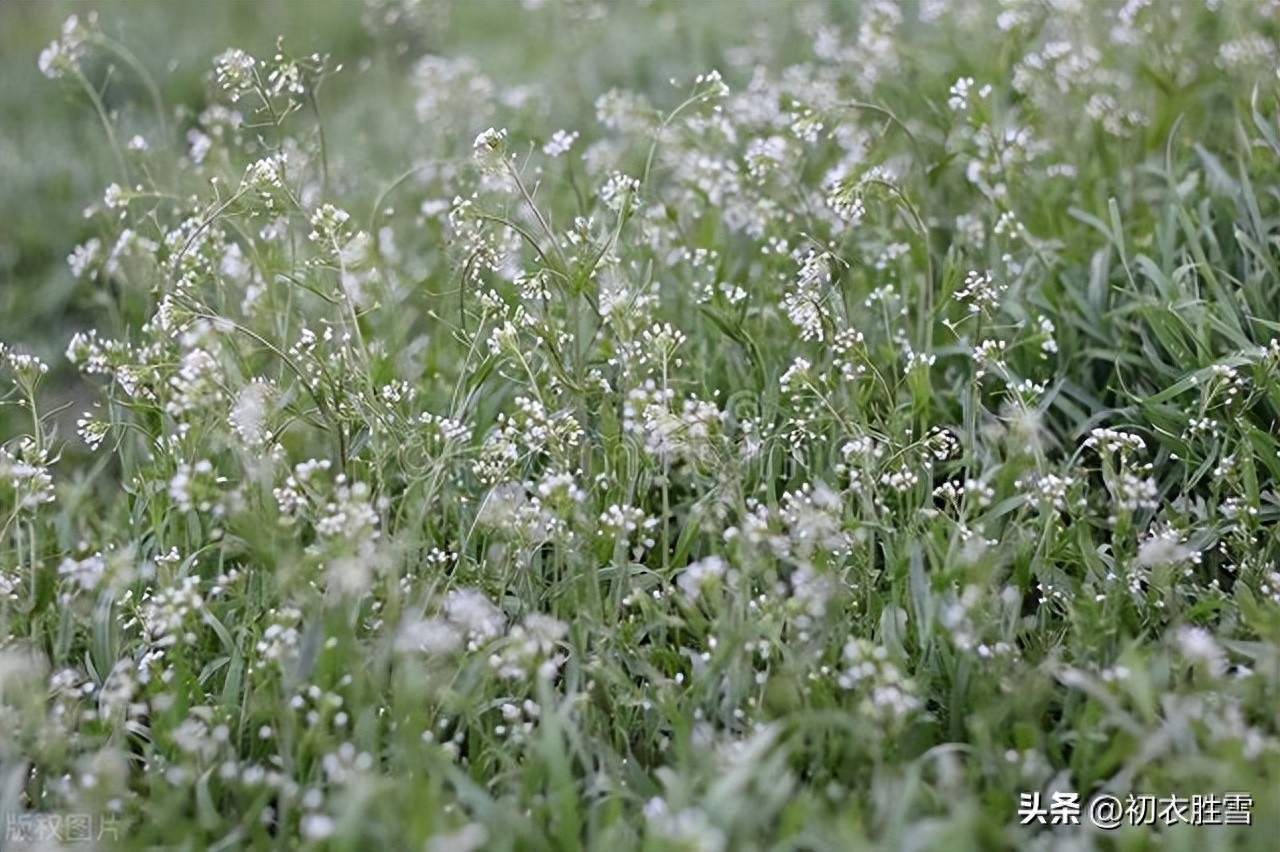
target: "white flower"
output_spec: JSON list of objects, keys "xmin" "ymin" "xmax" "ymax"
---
[
  {"xmin": 954, "ymin": 270, "xmax": 1003, "ymax": 314},
  {"xmin": 1135, "ymin": 528, "xmax": 1199, "ymax": 569},
  {"xmin": 676, "ymin": 555, "xmax": 730, "ymax": 600},
  {"xmin": 300, "ymin": 813, "xmax": 336, "ymax": 840},
  {"xmin": 543, "ymin": 129, "xmax": 579, "ymax": 157},
  {"xmin": 0, "ymin": 447, "xmax": 56, "ymax": 510},
  {"xmin": 644, "ymin": 802, "xmax": 726, "ymax": 852},
  {"xmin": 1083, "ymin": 427, "xmax": 1145, "ymax": 456},
  {"xmin": 38, "ymin": 41, "xmax": 67, "ymax": 79},
  {"xmin": 599, "ymin": 171, "xmax": 640, "ymax": 213},
  {"xmin": 67, "ymin": 238, "xmax": 101, "ymax": 279},
  {"xmin": 948, "ymin": 76, "xmax": 974, "ymax": 111},
  {"xmin": 213, "ymin": 48, "xmax": 257, "ymax": 100},
  {"xmin": 229, "ymin": 381, "xmax": 272, "ymax": 445},
  {"xmin": 1177, "ymin": 627, "xmax": 1227, "ymax": 678},
  {"xmin": 187, "ymin": 129, "xmax": 212, "ymax": 164},
  {"xmin": 472, "ymin": 127, "xmax": 508, "ymax": 176},
  {"xmin": 443, "ymin": 589, "xmax": 506, "ymax": 643},
  {"xmin": 395, "ymin": 616, "xmax": 463, "ymax": 655},
  {"xmin": 57, "ymin": 552, "xmax": 107, "ymax": 592},
  {"xmin": 244, "ymin": 154, "xmax": 288, "ymax": 205},
  {"xmin": 783, "ymin": 250, "xmax": 833, "ymax": 341},
  {"xmin": 308, "ymin": 203, "xmax": 351, "ymax": 245},
  {"xmin": 37, "ymin": 14, "xmax": 91, "ymax": 80},
  {"xmin": 103, "ymin": 183, "xmax": 128, "ymax": 209}
]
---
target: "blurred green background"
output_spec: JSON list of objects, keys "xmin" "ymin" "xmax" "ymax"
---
[{"xmin": 0, "ymin": 0, "xmax": 800, "ymax": 432}]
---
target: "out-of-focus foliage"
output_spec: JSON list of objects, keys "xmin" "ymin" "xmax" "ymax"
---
[{"xmin": 1, "ymin": 2, "xmax": 1278, "ymax": 850}]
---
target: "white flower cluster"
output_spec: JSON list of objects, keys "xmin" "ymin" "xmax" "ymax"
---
[
  {"xmin": 255, "ymin": 607, "xmax": 303, "ymax": 666},
  {"xmin": 384, "ymin": 589, "xmax": 506, "ymax": 663},
  {"xmin": 954, "ymin": 269, "xmax": 1003, "ymax": 315},
  {"xmin": 242, "ymin": 153, "xmax": 288, "ymax": 210},
  {"xmin": 132, "ymin": 575, "xmax": 205, "ymax": 649},
  {"xmin": 782, "ymin": 249, "xmax": 833, "ymax": 341},
  {"xmin": 1084, "ymin": 427, "xmax": 1146, "ymax": 456},
  {"xmin": 315, "ymin": 478, "xmax": 383, "ymax": 594},
  {"xmin": 623, "ymin": 381, "xmax": 724, "ymax": 466},
  {"xmin": 947, "ymin": 76, "xmax": 991, "ymax": 112},
  {"xmin": 1019, "ymin": 472, "xmax": 1077, "ymax": 512},
  {"xmin": 599, "ymin": 171, "xmax": 641, "ymax": 213},
  {"xmin": 542, "ymin": 129, "xmax": 578, "ymax": 157},
  {"xmin": 599, "ymin": 503, "xmax": 659, "ymax": 560},
  {"xmin": 643, "ymin": 800, "xmax": 726, "ymax": 852},
  {"xmin": 472, "ymin": 127, "xmax": 509, "ymax": 177},
  {"xmin": 214, "ymin": 48, "xmax": 257, "ymax": 101},
  {"xmin": 166, "ymin": 347, "xmax": 225, "ymax": 421},
  {"xmin": 474, "ymin": 395, "xmax": 583, "ymax": 484},
  {"xmin": 37, "ymin": 13, "xmax": 94, "ymax": 80},
  {"xmin": 273, "ymin": 458, "xmax": 332, "ymax": 518},
  {"xmin": 229, "ymin": 380, "xmax": 275, "ymax": 446},
  {"xmin": 57, "ymin": 551, "xmax": 109, "ymax": 594},
  {"xmin": 1135, "ymin": 526, "xmax": 1201, "ymax": 570},
  {"xmin": 1176, "ymin": 626, "xmax": 1227, "ymax": 678},
  {"xmin": 777, "ymin": 482, "xmax": 849, "ymax": 559},
  {"xmin": 0, "ymin": 445, "xmax": 55, "ymax": 511},
  {"xmin": 167, "ymin": 458, "xmax": 225, "ymax": 515},
  {"xmin": 676, "ymin": 555, "xmax": 733, "ymax": 602},
  {"xmin": 489, "ymin": 611, "xmax": 568, "ymax": 681},
  {"xmin": 1112, "ymin": 476, "xmax": 1157, "ymax": 516},
  {"xmin": 473, "ymin": 476, "xmax": 578, "ymax": 545},
  {"xmin": 836, "ymin": 639, "xmax": 922, "ymax": 725}
]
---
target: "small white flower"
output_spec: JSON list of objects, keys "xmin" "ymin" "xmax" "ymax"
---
[
  {"xmin": 213, "ymin": 48, "xmax": 257, "ymax": 101},
  {"xmin": 103, "ymin": 183, "xmax": 128, "ymax": 210},
  {"xmin": 1177, "ymin": 627, "xmax": 1227, "ymax": 678},
  {"xmin": 1135, "ymin": 528, "xmax": 1199, "ymax": 569},
  {"xmin": 948, "ymin": 76, "xmax": 974, "ymax": 111},
  {"xmin": 300, "ymin": 813, "xmax": 336, "ymax": 840},
  {"xmin": 67, "ymin": 238, "xmax": 102, "ymax": 279},
  {"xmin": 543, "ymin": 129, "xmax": 579, "ymax": 157},
  {"xmin": 472, "ymin": 127, "xmax": 508, "ymax": 176},
  {"xmin": 444, "ymin": 589, "xmax": 506, "ymax": 643},
  {"xmin": 395, "ymin": 616, "xmax": 463, "ymax": 655},
  {"xmin": 676, "ymin": 555, "xmax": 730, "ymax": 600}
]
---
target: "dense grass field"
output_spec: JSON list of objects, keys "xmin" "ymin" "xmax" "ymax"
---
[{"xmin": 1, "ymin": 1, "xmax": 1279, "ymax": 849}]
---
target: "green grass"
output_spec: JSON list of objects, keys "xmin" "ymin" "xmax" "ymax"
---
[{"xmin": 1, "ymin": 1, "xmax": 1278, "ymax": 850}]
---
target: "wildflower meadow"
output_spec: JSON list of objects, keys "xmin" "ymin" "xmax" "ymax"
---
[{"xmin": 1, "ymin": 1, "xmax": 1278, "ymax": 849}]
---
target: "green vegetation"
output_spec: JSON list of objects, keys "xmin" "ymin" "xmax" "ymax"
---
[{"xmin": 1, "ymin": 2, "xmax": 1278, "ymax": 850}]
